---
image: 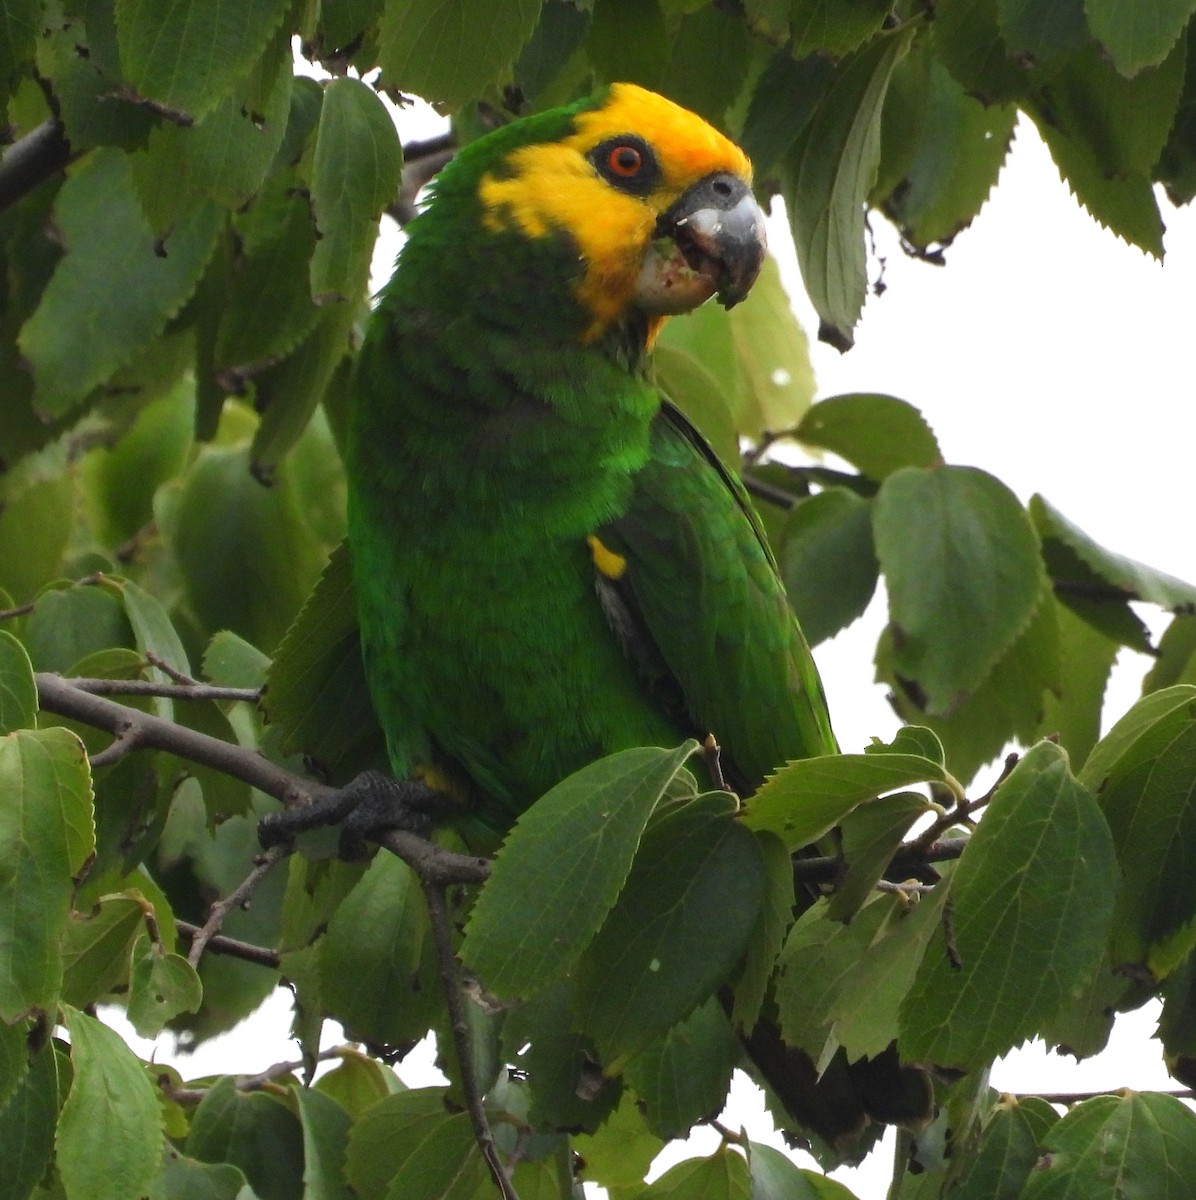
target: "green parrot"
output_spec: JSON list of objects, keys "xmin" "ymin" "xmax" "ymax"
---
[{"xmin": 341, "ymin": 83, "xmax": 929, "ymax": 1145}]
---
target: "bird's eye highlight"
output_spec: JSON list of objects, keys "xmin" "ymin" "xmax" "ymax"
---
[
  {"xmin": 608, "ymin": 144, "xmax": 643, "ymax": 177},
  {"xmin": 591, "ymin": 136, "xmax": 659, "ymax": 194}
]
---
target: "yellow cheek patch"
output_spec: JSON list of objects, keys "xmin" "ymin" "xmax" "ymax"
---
[
  {"xmin": 587, "ymin": 534, "xmax": 628, "ymax": 580},
  {"xmin": 478, "ymin": 83, "xmax": 753, "ymax": 340}
]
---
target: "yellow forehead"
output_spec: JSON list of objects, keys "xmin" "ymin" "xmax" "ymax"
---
[{"xmin": 477, "ymin": 84, "xmax": 753, "ymax": 338}]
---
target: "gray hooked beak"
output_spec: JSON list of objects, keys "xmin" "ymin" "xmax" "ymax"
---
[{"xmin": 635, "ymin": 172, "xmax": 767, "ymax": 314}]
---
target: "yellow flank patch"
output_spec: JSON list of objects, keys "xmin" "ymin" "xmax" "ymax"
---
[
  {"xmin": 478, "ymin": 83, "xmax": 753, "ymax": 339},
  {"xmin": 414, "ymin": 762, "xmax": 466, "ymax": 802},
  {"xmin": 587, "ymin": 534, "xmax": 628, "ymax": 580}
]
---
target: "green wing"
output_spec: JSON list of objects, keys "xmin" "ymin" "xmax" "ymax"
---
[{"xmin": 596, "ymin": 402, "xmax": 837, "ymax": 793}]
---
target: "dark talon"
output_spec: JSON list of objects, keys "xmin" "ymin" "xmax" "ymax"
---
[{"xmin": 258, "ymin": 770, "xmax": 452, "ymax": 860}]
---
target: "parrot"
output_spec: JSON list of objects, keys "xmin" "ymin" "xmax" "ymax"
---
[{"xmin": 340, "ymin": 83, "xmax": 930, "ymax": 1146}]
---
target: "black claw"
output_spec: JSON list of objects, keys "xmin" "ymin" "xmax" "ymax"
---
[{"xmin": 258, "ymin": 771, "xmax": 452, "ymax": 859}]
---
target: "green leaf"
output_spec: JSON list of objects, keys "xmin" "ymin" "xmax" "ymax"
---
[
  {"xmin": 900, "ymin": 742, "xmax": 1117, "ymax": 1069},
  {"xmin": 262, "ymin": 541, "xmax": 385, "ymax": 782},
  {"xmin": 1079, "ymin": 686, "xmax": 1196, "ymax": 793},
  {"xmin": 827, "ymin": 790, "xmax": 933, "ymax": 921},
  {"xmin": 168, "ymin": 441, "xmax": 329, "ymax": 654},
  {"xmin": 790, "ymin": 0, "xmax": 892, "ymax": 57},
  {"xmin": 202, "ymin": 631, "xmax": 270, "ymax": 691},
  {"xmin": 574, "ymin": 792, "xmax": 765, "ymax": 1065},
  {"xmin": 587, "ymin": 0, "xmax": 668, "ymax": 89},
  {"xmin": 797, "ymin": 393, "xmax": 942, "ymax": 480},
  {"xmin": 0, "ymin": 1041, "xmax": 61, "ymax": 1200},
  {"xmin": 0, "ymin": 477, "xmax": 74, "ymax": 604},
  {"xmin": 345, "ymin": 1089, "xmax": 486, "ymax": 1200},
  {"xmin": 0, "ymin": 0, "xmax": 38, "ymax": 106},
  {"xmin": 249, "ymin": 300, "xmax": 357, "ymax": 477},
  {"xmin": 25, "ymin": 587, "xmax": 135, "ymax": 676},
  {"xmin": 0, "ymin": 727, "xmax": 94, "ymax": 1020},
  {"xmin": 106, "ymin": 576, "xmax": 192, "ymax": 707},
  {"xmin": 213, "ymin": 186, "xmax": 322, "ymax": 375},
  {"xmin": 315, "ymin": 1050, "xmax": 402, "ymax": 1119},
  {"xmin": 1080, "ymin": 688, "xmax": 1196, "ymax": 978},
  {"xmin": 460, "ymin": 742, "xmax": 698, "ymax": 999},
  {"xmin": 148, "ymin": 1156, "xmax": 249, "ymax": 1200},
  {"xmin": 378, "ymin": 0, "xmax": 542, "ymax": 109},
  {"xmin": 949, "ymin": 1094, "xmax": 1058, "ymax": 1200},
  {"xmin": 882, "ymin": 587, "xmax": 1062, "ymax": 785},
  {"xmin": 127, "ymin": 942, "xmax": 203, "ymax": 1037},
  {"xmin": 653, "ymin": 343, "xmax": 740, "ymax": 465},
  {"xmin": 115, "ymin": 0, "xmax": 290, "ymax": 122},
  {"xmin": 1033, "ymin": 494, "xmax": 1196, "ymax": 615},
  {"xmin": 501, "ymin": 979, "xmax": 621, "ymax": 1132},
  {"xmin": 573, "ymin": 1092, "xmax": 663, "ymax": 1191},
  {"xmin": 295, "ymin": 1086, "xmax": 354, "ymax": 1200},
  {"xmin": 186, "ymin": 1076, "xmax": 306, "ymax": 1200},
  {"xmin": 18, "ymin": 149, "xmax": 222, "ymax": 418},
  {"xmin": 829, "ymin": 879, "xmax": 954, "ymax": 1061},
  {"xmin": 640, "ymin": 1146, "xmax": 752, "ymax": 1199},
  {"xmin": 749, "ymin": 1142, "xmax": 857, "ymax": 1199},
  {"xmin": 742, "ymin": 750, "xmax": 956, "ymax": 849},
  {"xmin": 784, "ymin": 27, "xmax": 913, "ymax": 349},
  {"xmin": 656, "ymin": 254, "xmax": 816, "ymax": 441},
  {"xmin": 730, "ymin": 830, "xmax": 795, "ymax": 1031},
  {"xmin": 1021, "ymin": 1091, "xmax": 1196, "ymax": 1199},
  {"xmin": 657, "ymin": 5, "xmax": 749, "ymax": 123},
  {"xmin": 874, "ymin": 465, "xmax": 1045, "ymax": 716},
  {"xmin": 778, "ymin": 488, "xmax": 878, "ymax": 646},
  {"xmin": 1086, "ymin": 0, "xmax": 1196, "ymax": 75},
  {"xmin": 625, "ymin": 997, "xmax": 738, "ymax": 1139},
  {"xmin": 776, "ymin": 894, "xmax": 896, "ymax": 1061},
  {"xmin": 996, "ymin": 0, "xmax": 1087, "ymax": 61},
  {"xmin": 737, "ymin": 51, "xmax": 836, "ymax": 174},
  {"xmin": 58, "ymin": 1008, "xmax": 162, "ymax": 1200},
  {"xmin": 1037, "ymin": 601, "xmax": 1118, "ymax": 773},
  {"xmin": 317, "ymin": 852, "xmax": 440, "ymax": 1045},
  {"xmin": 0, "ymin": 630, "xmax": 36, "ymax": 734},
  {"xmin": 60, "ymin": 894, "xmax": 144, "ymax": 1009},
  {"xmin": 934, "ymin": 0, "xmax": 1032, "ymax": 104},
  {"xmin": 879, "ymin": 60, "xmax": 1016, "ymax": 249},
  {"xmin": 308, "ymin": 78, "xmax": 403, "ymax": 303}
]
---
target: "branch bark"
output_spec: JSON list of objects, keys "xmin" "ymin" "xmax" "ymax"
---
[{"xmin": 0, "ymin": 121, "xmax": 72, "ymax": 213}]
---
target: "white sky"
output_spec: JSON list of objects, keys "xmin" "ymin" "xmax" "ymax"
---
[{"xmin": 139, "ymin": 104, "xmax": 1196, "ymax": 1198}]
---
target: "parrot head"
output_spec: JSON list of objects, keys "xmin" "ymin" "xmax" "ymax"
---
[{"xmin": 406, "ymin": 84, "xmax": 767, "ymax": 344}]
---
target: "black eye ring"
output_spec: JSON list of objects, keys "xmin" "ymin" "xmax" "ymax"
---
[{"xmin": 590, "ymin": 136, "xmax": 660, "ymax": 196}]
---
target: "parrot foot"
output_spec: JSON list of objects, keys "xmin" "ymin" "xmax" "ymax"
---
[{"xmin": 258, "ymin": 770, "xmax": 450, "ymax": 861}]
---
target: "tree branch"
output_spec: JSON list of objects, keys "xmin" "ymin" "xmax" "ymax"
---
[
  {"xmin": 34, "ymin": 672, "xmax": 491, "ymax": 886},
  {"xmin": 422, "ymin": 877, "xmax": 520, "ymax": 1200},
  {"xmin": 0, "ymin": 120, "xmax": 72, "ymax": 213},
  {"xmin": 793, "ymin": 836, "xmax": 969, "ymax": 884},
  {"xmin": 66, "ymin": 676, "xmax": 262, "ymax": 703},
  {"xmin": 175, "ymin": 921, "xmax": 282, "ymax": 970},
  {"xmin": 186, "ymin": 843, "xmax": 290, "ymax": 968}
]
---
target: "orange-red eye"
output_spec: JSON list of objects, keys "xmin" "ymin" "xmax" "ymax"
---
[{"xmin": 607, "ymin": 144, "xmax": 643, "ymax": 177}]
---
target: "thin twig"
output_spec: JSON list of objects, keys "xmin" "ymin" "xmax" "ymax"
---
[
  {"xmin": 236, "ymin": 1047, "xmax": 347, "ymax": 1091},
  {"xmin": 175, "ymin": 921, "xmax": 282, "ymax": 970},
  {"xmin": 702, "ymin": 734, "xmax": 729, "ymax": 792},
  {"xmin": 87, "ymin": 723, "xmax": 140, "ymax": 770},
  {"xmin": 187, "ymin": 843, "xmax": 290, "ymax": 968},
  {"xmin": 1028, "ymin": 1087, "xmax": 1195, "ymax": 1105},
  {"xmin": 67, "ymin": 677, "xmax": 262, "ymax": 703},
  {"xmin": 0, "ymin": 599, "xmax": 35, "ymax": 621},
  {"xmin": 145, "ymin": 650, "xmax": 200, "ymax": 686},
  {"xmin": 908, "ymin": 752, "xmax": 1018, "ymax": 857},
  {"xmin": 421, "ymin": 878, "xmax": 520, "ymax": 1200},
  {"xmin": 793, "ymin": 835, "xmax": 969, "ymax": 884}
]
